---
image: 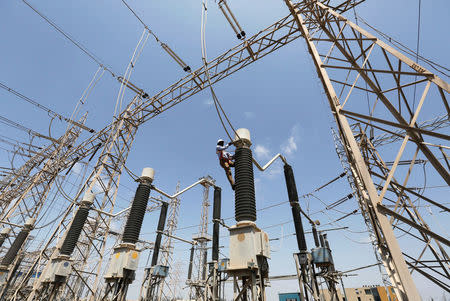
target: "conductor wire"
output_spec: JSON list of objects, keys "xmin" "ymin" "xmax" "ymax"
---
[
  {"xmin": 22, "ymin": 0, "xmax": 117, "ymax": 78},
  {"xmin": 201, "ymin": 0, "xmax": 241, "ymax": 141}
]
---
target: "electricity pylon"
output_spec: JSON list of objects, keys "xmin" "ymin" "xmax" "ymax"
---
[
  {"xmin": 4, "ymin": 0, "xmax": 448, "ymax": 299},
  {"xmin": 285, "ymin": 0, "xmax": 449, "ymax": 298},
  {"xmin": 188, "ymin": 177, "xmax": 214, "ymax": 300},
  {"xmin": 0, "ymin": 115, "xmax": 87, "ymax": 300}
]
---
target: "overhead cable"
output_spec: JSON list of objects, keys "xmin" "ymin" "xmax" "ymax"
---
[
  {"xmin": 143, "ymin": 172, "xmax": 348, "ymax": 234},
  {"xmin": 0, "ymin": 115, "xmax": 57, "ymax": 143},
  {"xmin": 313, "ymin": 172, "xmax": 346, "ymax": 193},
  {"xmin": 355, "ymin": 13, "xmax": 449, "ymax": 78},
  {"xmin": 0, "ymin": 82, "xmax": 94, "ymax": 133},
  {"xmin": 0, "ymin": 134, "xmax": 41, "ymax": 150},
  {"xmin": 201, "ymin": 0, "xmax": 241, "ymax": 141},
  {"xmin": 121, "ymin": 0, "xmax": 191, "ymax": 73},
  {"xmin": 412, "ymin": 0, "xmax": 422, "ymax": 110},
  {"xmin": 325, "ymin": 193, "xmax": 354, "ymax": 210},
  {"xmin": 22, "ymin": 0, "xmax": 117, "ymax": 78}
]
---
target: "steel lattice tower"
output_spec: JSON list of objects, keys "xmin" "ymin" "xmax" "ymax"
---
[
  {"xmin": 188, "ymin": 176, "xmax": 214, "ymax": 300},
  {"xmin": 0, "ymin": 1, "xmax": 447, "ymax": 300}
]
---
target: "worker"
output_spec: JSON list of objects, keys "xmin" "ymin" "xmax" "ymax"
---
[{"xmin": 216, "ymin": 139, "xmax": 235, "ymax": 190}]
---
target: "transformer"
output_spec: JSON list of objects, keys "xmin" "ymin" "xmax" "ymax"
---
[
  {"xmin": 41, "ymin": 256, "xmax": 72, "ymax": 283},
  {"xmin": 311, "ymin": 247, "xmax": 333, "ymax": 267},
  {"xmin": 104, "ymin": 246, "xmax": 140, "ymax": 279},
  {"xmin": 218, "ymin": 258, "xmax": 229, "ymax": 272},
  {"xmin": 228, "ymin": 222, "xmax": 270, "ymax": 271},
  {"xmin": 150, "ymin": 265, "xmax": 169, "ymax": 277},
  {"xmin": 0, "ymin": 268, "xmax": 8, "ymax": 284}
]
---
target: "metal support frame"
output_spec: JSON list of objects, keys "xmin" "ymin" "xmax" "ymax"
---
[
  {"xmin": 285, "ymin": 0, "xmax": 449, "ymax": 299},
  {"xmin": 293, "ymin": 252, "xmax": 320, "ymax": 301},
  {"xmin": 187, "ymin": 177, "xmax": 214, "ymax": 300},
  {"xmin": 3, "ymin": 0, "xmax": 448, "ymax": 299}
]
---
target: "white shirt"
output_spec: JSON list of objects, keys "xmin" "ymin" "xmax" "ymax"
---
[{"xmin": 216, "ymin": 143, "xmax": 232, "ymax": 160}]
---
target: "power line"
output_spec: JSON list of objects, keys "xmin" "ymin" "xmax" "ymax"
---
[
  {"xmin": 142, "ymin": 172, "xmax": 348, "ymax": 235},
  {"xmin": 0, "ymin": 82, "xmax": 94, "ymax": 133},
  {"xmin": 121, "ymin": 0, "xmax": 152, "ymax": 33},
  {"xmin": 201, "ymin": 0, "xmax": 240, "ymax": 141},
  {"xmin": 22, "ymin": 0, "xmax": 117, "ymax": 78},
  {"xmin": 0, "ymin": 115, "xmax": 56, "ymax": 142},
  {"xmin": 0, "ymin": 134, "xmax": 41, "ymax": 150},
  {"xmin": 120, "ymin": 0, "xmax": 191, "ymax": 73},
  {"xmin": 269, "ymin": 226, "xmax": 349, "ymax": 241},
  {"xmin": 412, "ymin": 0, "xmax": 422, "ymax": 110},
  {"xmin": 0, "ymin": 145, "xmax": 31, "ymax": 158},
  {"xmin": 354, "ymin": 14, "xmax": 449, "ymax": 78}
]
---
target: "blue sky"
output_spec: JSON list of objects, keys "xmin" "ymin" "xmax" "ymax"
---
[{"xmin": 1, "ymin": 0, "xmax": 449, "ymax": 300}]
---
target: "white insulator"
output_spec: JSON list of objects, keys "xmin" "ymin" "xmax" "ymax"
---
[
  {"xmin": 234, "ymin": 128, "xmax": 251, "ymax": 146},
  {"xmin": 141, "ymin": 167, "xmax": 155, "ymax": 182},
  {"xmin": 25, "ymin": 217, "xmax": 36, "ymax": 227},
  {"xmin": 1, "ymin": 228, "xmax": 11, "ymax": 235},
  {"xmin": 82, "ymin": 190, "xmax": 95, "ymax": 205}
]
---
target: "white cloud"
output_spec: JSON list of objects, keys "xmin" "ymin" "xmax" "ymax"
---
[
  {"xmin": 203, "ymin": 98, "xmax": 214, "ymax": 106},
  {"xmin": 267, "ymin": 163, "xmax": 282, "ymax": 178},
  {"xmin": 244, "ymin": 111, "xmax": 255, "ymax": 119},
  {"xmin": 282, "ymin": 136, "xmax": 297, "ymax": 155},
  {"xmin": 254, "ymin": 144, "xmax": 270, "ymax": 160},
  {"xmin": 281, "ymin": 124, "xmax": 300, "ymax": 156}
]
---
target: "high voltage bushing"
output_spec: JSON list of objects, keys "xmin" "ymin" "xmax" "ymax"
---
[
  {"xmin": 60, "ymin": 191, "xmax": 95, "ymax": 256},
  {"xmin": 319, "ymin": 232, "xmax": 325, "ymax": 248},
  {"xmin": 283, "ymin": 164, "xmax": 307, "ymax": 252},
  {"xmin": 0, "ymin": 229, "xmax": 11, "ymax": 249},
  {"xmin": 212, "ymin": 187, "xmax": 222, "ymax": 262},
  {"xmin": 234, "ymin": 128, "xmax": 256, "ymax": 222},
  {"xmin": 122, "ymin": 168, "xmax": 155, "ymax": 244},
  {"xmin": 202, "ymin": 249, "xmax": 208, "ymax": 280},
  {"xmin": 151, "ymin": 201, "xmax": 169, "ymax": 267},
  {"xmin": 312, "ymin": 225, "xmax": 320, "ymax": 248},
  {"xmin": 187, "ymin": 246, "xmax": 195, "ymax": 280},
  {"xmin": 1, "ymin": 218, "xmax": 35, "ymax": 267}
]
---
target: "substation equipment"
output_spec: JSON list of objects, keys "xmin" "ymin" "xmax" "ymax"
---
[
  {"xmin": 28, "ymin": 191, "xmax": 96, "ymax": 301},
  {"xmin": 102, "ymin": 167, "xmax": 159, "ymax": 301},
  {"xmin": 185, "ymin": 178, "xmax": 215, "ymax": 300},
  {"xmin": 227, "ymin": 128, "xmax": 270, "ymax": 301},
  {"xmin": 140, "ymin": 176, "xmax": 218, "ymax": 301},
  {"xmin": 0, "ymin": 218, "xmax": 35, "ymax": 300},
  {"xmin": 138, "ymin": 200, "xmax": 169, "ymax": 301},
  {"xmin": 0, "ymin": 0, "xmax": 448, "ymax": 300}
]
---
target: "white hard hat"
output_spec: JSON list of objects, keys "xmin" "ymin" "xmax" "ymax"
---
[{"xmin": 217, "ymin": 139, "xmax": 224, "ymax": 144}]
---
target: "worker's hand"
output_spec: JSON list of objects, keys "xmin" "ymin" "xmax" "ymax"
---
[{"xmin": 228, "ymin": 141, "xmax": 234, "ymax": 146}]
